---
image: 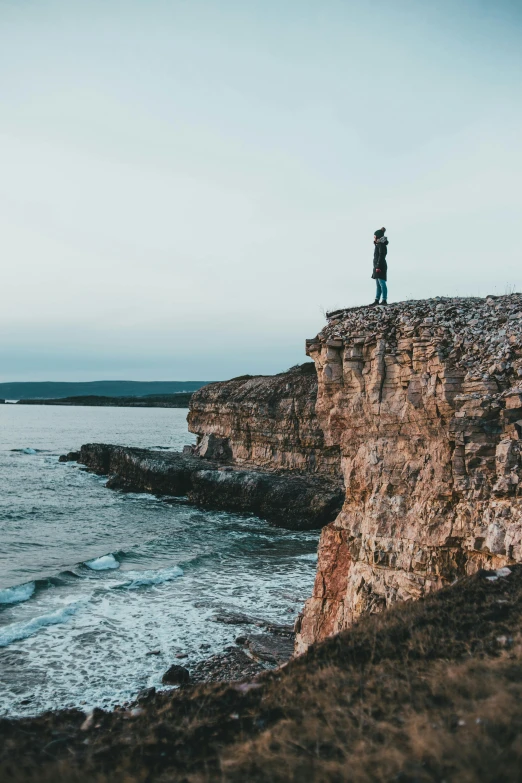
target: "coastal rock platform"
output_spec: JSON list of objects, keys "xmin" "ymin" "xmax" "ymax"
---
[{"xmin": 69, "ymin": 443, "xmax": 343, "ymax": 530}]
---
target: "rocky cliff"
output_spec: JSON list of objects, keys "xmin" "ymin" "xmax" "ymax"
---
[
  {"xmin": 296, "ymin": 294, "xmax": 522, "ymax": 652},
  {"xmin": 188, "ymin": 363, "xmax": 341, "ymax": 478}
]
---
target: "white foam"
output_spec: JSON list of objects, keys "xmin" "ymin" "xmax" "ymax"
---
[
  {"xmin": 296, "ymin": 553, "xmax": 318, "ymax": 562},
  {"xmin": 0, "ymin": 582, "xmax": 35, "ymax": 605},
  {"xmin": 0, "ymin": 598, "xmax": 88, "ymax": 648},
  {"xmin": 85, "ymin": 554, "xmax": 120, "ymax": 571},
  {"xmin": 114, "ymin": 565, "xmax": 184, "ymax": 590},
  {"xmin": 22, "ymin": 448, "xmax": 37, "ymax": 455}
]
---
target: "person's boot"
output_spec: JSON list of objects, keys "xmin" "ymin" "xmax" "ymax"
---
[
  {"xmin": 368, "ymin": 299, "xmax": 379, "ymax": 307},
  {"xmin": 381, "ymin": 300, "xmax": 388, "ymax": 306}
]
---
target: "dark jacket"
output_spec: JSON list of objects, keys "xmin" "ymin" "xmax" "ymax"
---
[{"xmin": 372, "ymin": 240, "xmax": 388, "ymax": 281}]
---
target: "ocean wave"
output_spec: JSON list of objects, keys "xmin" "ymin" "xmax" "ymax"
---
[
  {"xmin": 84, "ymin": 554, "xmax": 120, "ymax": 571},
  {"xmin": 112, "ymin": 548, "xmax": 147, "ymax": 563},
  {"xmin": 112, "ymin": 565, "xmax": 184, "ymax": 590},
  {"xmin": 0, "ymin": 582, "xmax": 35, "ymax": 605},
  {"xmin": 295, "ymin": 553, "xmax": 318, "ymax": 562},
  {"xmin": 0, "ymin": 598, "xmax": 89, "ymax": 648},
  {"xmin": 177, "ymin": 551, "xmax": 219, "ymax": 571},
  {"xmin": 0, "ymin": 572, "xmax": 84, "ymax": 607}
]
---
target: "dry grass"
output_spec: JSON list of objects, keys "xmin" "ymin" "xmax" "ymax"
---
[
  {"xmin": 215, "ymin": 650, "xmax": 522, "ymax": 783},
  {"xmin": 2, "ymin": 568, "xmax": 522, "ymax": 782}
]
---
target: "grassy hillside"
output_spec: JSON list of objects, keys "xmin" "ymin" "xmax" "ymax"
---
[{"xmin": 2, "ymin": 566, "xmax": 521, "ymax": 782}]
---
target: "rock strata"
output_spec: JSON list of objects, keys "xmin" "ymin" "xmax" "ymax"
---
[
  {"xmin": 296, "ymin": 294, "xmax": 522, "ymax": 652},
  {"xmin": 188, "ymin": 363, "xmax": 341, "ymax": 478}
]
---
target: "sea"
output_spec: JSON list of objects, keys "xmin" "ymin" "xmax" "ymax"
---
[{"xmin": 0, "ymin": 404, "xmax": 319, "ymax": 718}]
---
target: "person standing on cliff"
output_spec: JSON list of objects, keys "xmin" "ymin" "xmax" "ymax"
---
[{"xmin": 370, "ymin": 227, "xmax": 389, "ymax": 306}]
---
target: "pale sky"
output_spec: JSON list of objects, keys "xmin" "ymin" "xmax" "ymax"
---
[{"xmin": 1, "ymin": 0, "xmax": 521, "ymax": 381}]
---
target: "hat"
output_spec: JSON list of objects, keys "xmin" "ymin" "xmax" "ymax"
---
[{"xmin": 374, "ymin": 228, "xmax": 385, "ymax": 239}]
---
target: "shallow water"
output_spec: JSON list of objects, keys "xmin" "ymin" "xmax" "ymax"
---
[{"xmin": 0, "ymin": 405, "xmax": 319, "ymax": 717}]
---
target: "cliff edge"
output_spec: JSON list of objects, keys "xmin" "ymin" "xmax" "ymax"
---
[{"xmin": 296, "ymin": 293, "xmax": 522, "ymax": 652}]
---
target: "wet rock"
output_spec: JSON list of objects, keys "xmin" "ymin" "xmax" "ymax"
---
[
  {"xmin": 238, "ymin": 633, "xmax": 294, "ymax": 664},
  {"xmin": 76, "ymin": 444, "xmax": 342, "ymax": 530},
  {"xmin": 58, "ymin": 451, "xmax": 80, "ymax": 462},
  {"xmin": 188, "ymin": 468, "xmax": 343, "ymax": 530},
  {"xmin": 212, "ymin": 612, "xmax": 294, "ymax": 634},
  {"xmin": 189, "ymin": 647, "xmax": 266, "ymax": 683},
  {"xmin": 161, "ymin": 665, "xmax": 190, "ymax": 685},
  {"xmin": 262, "ymin": 622, "xmax": 294, "ymax": 635},
  {"xmin": 212, "ymin": 612, "xmax": 258, "ymax": 625}
]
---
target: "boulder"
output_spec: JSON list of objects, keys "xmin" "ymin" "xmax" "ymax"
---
[
  {"xmin": 161, "ymin": 665, "xmax": 190, "ymax": 685},
  {"xmin": 196, "ymin": 434, "xmax": 232, "ymax": 461},
  {"xmin": 238, "ymin": 633, "xmax": 294, "ymax": 664},
  {"xmin": 58, "ymin": 451, "xmax": 80, "ymax": 463}
]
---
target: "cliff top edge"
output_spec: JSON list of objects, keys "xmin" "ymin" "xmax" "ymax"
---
[{"xmin": 311, "ymin": 293, "xmax": 522, "ymax": 387}]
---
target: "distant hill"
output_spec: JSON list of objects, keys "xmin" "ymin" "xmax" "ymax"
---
[
  {"xmin": 0, "ymin": 380, "xmax": 212, "ymax": 400},
  {"xmin": 16, "ymin": 393, "xmax": 194, "ymax": 408}
]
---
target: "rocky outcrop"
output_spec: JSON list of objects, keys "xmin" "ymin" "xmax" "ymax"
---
[
  {"xmin": 69, "ymin": 364, "xmax": 345, "ymax": 530},
  {"xmin": 75, "ymin": 443, "xmax": 343, "ymax": 530},
  {"xmin": 296, "ymin": 294, "xmax": 522, "ymax": 652},
  {"xmin": 77, "ymin": 444, "xmax": 202, "ymax": 495},
  {"xmin": 188, "ymin": 363, "xmax": 341, "ymax": 478}
]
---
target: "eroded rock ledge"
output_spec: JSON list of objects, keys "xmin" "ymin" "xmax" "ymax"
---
[
  {"xmin": 296, "ymin": 294, "xmax": 522, "ymax": 652},
  {"xmin": 73, "ymin": 442, "xmax": 343, "ymax": 530}
]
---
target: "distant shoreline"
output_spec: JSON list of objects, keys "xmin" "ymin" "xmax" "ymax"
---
[
  {"xmin": 0, "ymin": 380, "xmax": 211, "ymax": 400},
  {"xmin": 14, "ymin": 393, "xmax": 194, "ymax": 409}
]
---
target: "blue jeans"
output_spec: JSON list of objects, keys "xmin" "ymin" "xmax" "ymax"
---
[{"xmin": 375, "ymin": 278, "xmax": 387, "ymax": 302}]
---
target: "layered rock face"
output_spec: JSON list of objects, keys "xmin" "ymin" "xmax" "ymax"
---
[
  {"xmin": 188, "ymin": 363, "xmax": 341, "ymax": 479},
  {"xmin": 296, "ymin": 294, "xmax": 522, "ymax": 653}
]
